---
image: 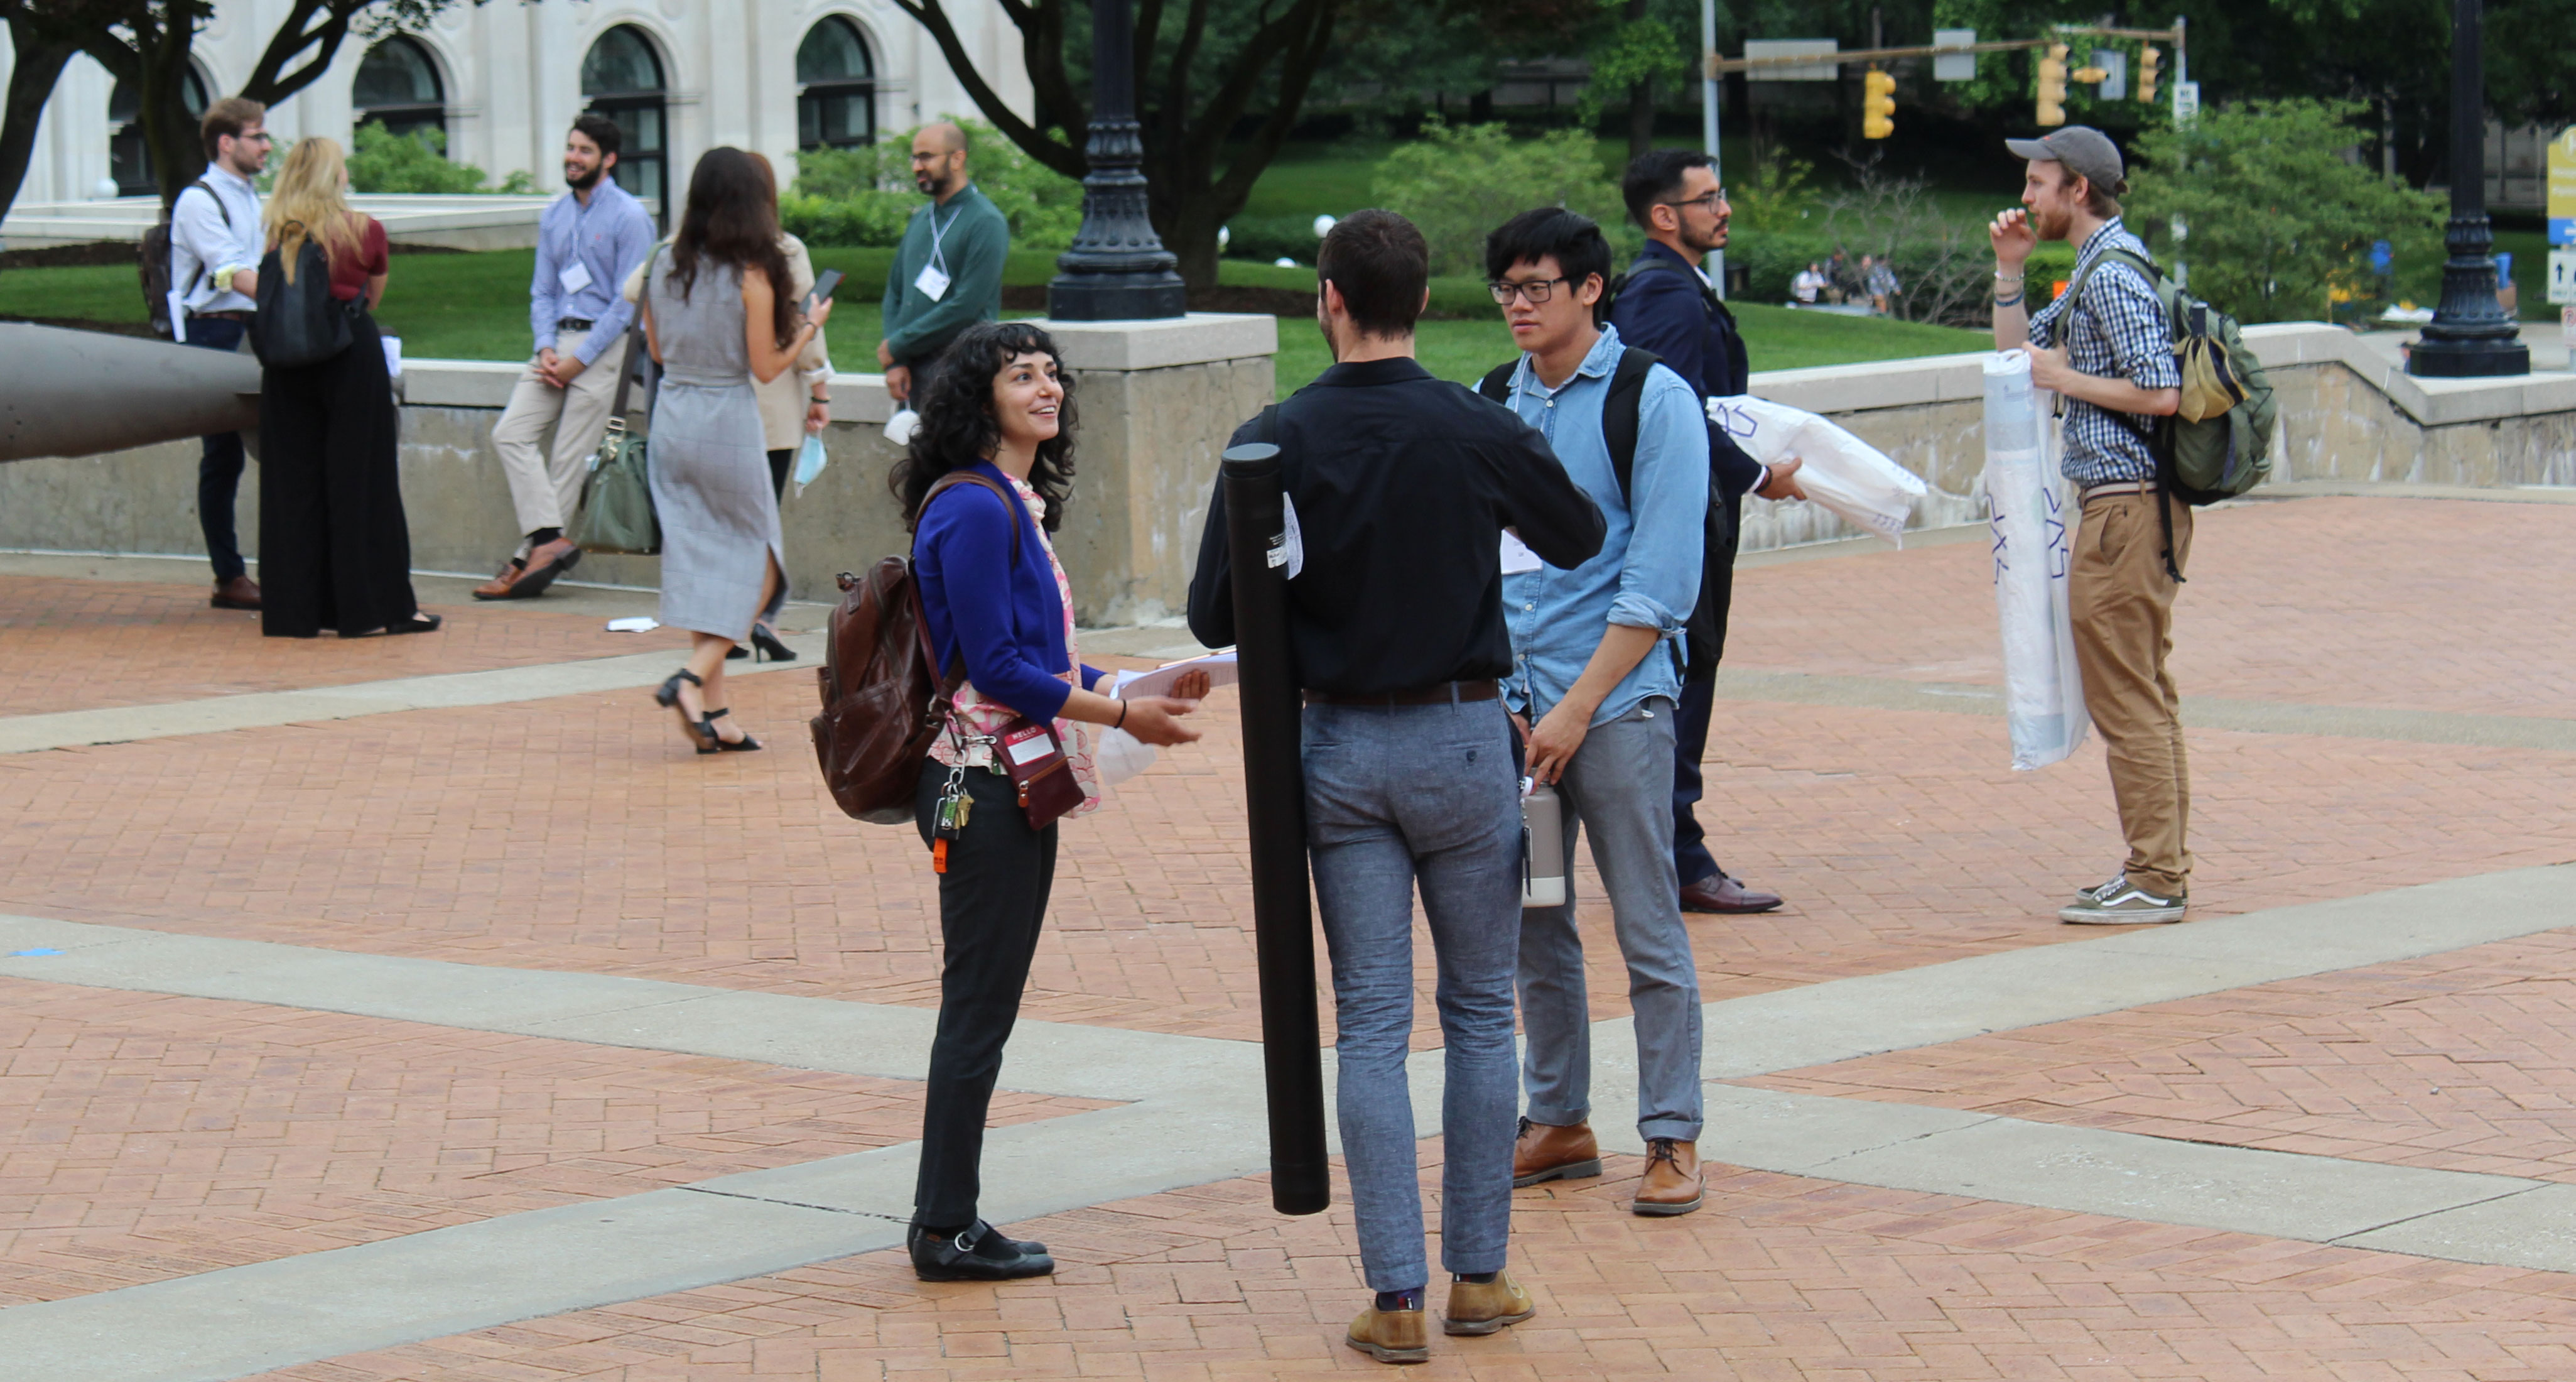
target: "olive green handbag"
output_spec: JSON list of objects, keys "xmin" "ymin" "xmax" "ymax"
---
[{"xmin": 574, "ymin": 249, "xmax": 662, "ymax": 555}]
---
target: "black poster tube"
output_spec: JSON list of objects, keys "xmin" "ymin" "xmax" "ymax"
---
[{"xmin": 1220, "ymin": 440, "xmax": 1330, "ymax": 1216}]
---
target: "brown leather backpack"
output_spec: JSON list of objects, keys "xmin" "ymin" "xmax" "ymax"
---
[{"xmin": 810, "ymin": 473, "xmax": 1019, "ymax": 823}]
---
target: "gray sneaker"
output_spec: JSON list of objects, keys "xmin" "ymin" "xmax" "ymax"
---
[
  {"xmin": 2060, "ymin": 879, "xmax": 2187, "ymax": 925},
  {"xmin": 2072, "ymin": 871, "xmax": 2129, "ymax": 907}
]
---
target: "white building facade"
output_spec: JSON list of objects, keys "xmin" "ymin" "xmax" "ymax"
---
[{"xmin": 4, "ymin": 0, "xmax": 1030, "ymax": 223}]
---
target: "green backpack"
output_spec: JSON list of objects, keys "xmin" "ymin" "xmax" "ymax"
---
[{"xmin": 2065, "ymin": 246, "xmax": 2277, "ymax": 506}]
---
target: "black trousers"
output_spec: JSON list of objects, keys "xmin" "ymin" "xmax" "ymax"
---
[
  {"xmin": 1672, "ymin": 492, "xmax": 1742, "ymax": 888},
  {"xmin": 257, "ymin": 311, "xmax": 418, "ymax": 638},
  {"xmin": 911, "ymin": 756, "xmax": 1056, "ymax": 1227},
  {"xmin": 184, "ymin": 317, "xmax": 251, "ymax": 582},
  {"xmin": 766, "ymin": 447, "xmax": 793, "ymax": 501}
]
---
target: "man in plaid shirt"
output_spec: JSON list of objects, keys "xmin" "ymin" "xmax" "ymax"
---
[{"xmin": 1987, "ymin": 127, "xmax": 2192, "ymax": 927}]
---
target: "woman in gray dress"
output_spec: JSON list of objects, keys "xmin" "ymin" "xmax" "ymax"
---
[{"xmin": 638, "ymin": 147, "xmax": 834, "ymax": 753}]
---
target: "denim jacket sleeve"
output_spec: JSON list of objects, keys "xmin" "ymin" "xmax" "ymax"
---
[{"xmin": 1607, "ymin": 366, "xmax": 1709, "ymax": 633}]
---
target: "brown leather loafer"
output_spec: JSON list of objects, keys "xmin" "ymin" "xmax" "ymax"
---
[
  {"xmin": 470, "ymin": 558, "xmax": 524, "ymax": 601},
  {"xmin": 210, "ymin": 575, "xmax": 261, "ymax": 610},
  {"xmin": 1346, "ymin": 1302, "xmax": 1429, "ymax": 1363},
  {"xmin": 1512, "ymin": 1117, "xmax": 1601, "ymax": 1188},
  {"xmin": 1680, "ymin": 872, "xmax": 1784, "ymax": 915},
  {"xmin": 1441, "ymin": 1271, "xmax": 1535, "ymax": 1336},
  {"xmin": 1633, "ymin": 1138, "xmax": 1704, "ymax": 1217}
]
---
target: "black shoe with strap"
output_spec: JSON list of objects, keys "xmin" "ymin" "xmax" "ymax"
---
[
  {"xmin": 907, "ymin": 1221, "xmax": 1055, "ymax": 1282},
  {"xmin": 701, "ymin": 707, "xmax": 763, "ymax": 753}
]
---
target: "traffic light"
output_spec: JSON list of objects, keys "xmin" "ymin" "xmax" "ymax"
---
[
  {"xmin": 2037, "ymin": 43, "xmax": 2069, "ymax": 126},
  {"xmin": 2137, "ymin": 45, "xmax": 2161, "ymax": 104},
  {"xmin": 1863, "ymin": 67, "xmax": 1896, "ymax": 139}
]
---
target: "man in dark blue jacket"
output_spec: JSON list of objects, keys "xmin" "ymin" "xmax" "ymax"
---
[{"xmin": 1606, "ymin": 150, "xmax": 1805, "ymax": 916}]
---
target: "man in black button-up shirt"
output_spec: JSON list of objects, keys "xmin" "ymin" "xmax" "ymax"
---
[{"xmin": 1188, "ymin": 210, "xmax": 1601, "ymax": 1360}]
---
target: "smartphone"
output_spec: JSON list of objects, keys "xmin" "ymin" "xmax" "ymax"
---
[{"xmin": 806, "ymin": 269, "xmax": 844, "ymax": 310}]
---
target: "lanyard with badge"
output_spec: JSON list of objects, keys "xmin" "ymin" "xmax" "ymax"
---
[{"xmin": 914, "ymin": 201, "xmax": 960, "ymax": 302}]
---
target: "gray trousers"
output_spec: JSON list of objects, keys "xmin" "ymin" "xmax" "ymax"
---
[{"xmin": 1517, "ymin": 697, "xmax": 1705, "ymax": 1142}]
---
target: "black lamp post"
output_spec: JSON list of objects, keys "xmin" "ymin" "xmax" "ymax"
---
[
  {"xmin": 1046, "ymin": 0, "xmax": 1188, "ymax": 321},
  {"xmin": 2409, "ymin": 0, "xmax": 2528, "ymax": 376}
]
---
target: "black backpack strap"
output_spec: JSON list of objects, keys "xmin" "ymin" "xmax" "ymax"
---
[
  {"xmin": 1475, "ymin": 362, "xmax": 1514, "ymax": 404},
  {"xmin": 1600, "ymin": 347, "xmax": 1661, "ymax": 505}
]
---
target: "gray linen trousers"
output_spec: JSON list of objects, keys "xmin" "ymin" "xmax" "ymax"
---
[{"xmin": 644, "ymin": 256, "xmax": 787, "ymax": 640}]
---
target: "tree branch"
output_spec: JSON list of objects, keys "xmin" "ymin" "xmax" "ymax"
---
[
  {"xmin": 887, "ymin": 0, "xmax": 1083, "ymax": 177},
  {"xmin": 243, "ymin": 0, "xmax": 369, "ymax": 106},
  {"xmin": 1207, "ymin": 1, "xmax": 1336, "ymax": 210},
  {"xmin": 1185, "ymin": 0, "xmax": 1333, "ymax": 177}
]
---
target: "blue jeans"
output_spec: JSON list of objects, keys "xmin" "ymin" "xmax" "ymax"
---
[
  {"xmin": 1304, "ymin": 696, "xmax": 1521, "ymax": 1293},
  {"xmin": 1519, "ymin": 697, "xmax": 1704, "ymax": 1142},
  {"xmin": 183, "ymin": 316, "xmax": 251, "ymax": 582}
]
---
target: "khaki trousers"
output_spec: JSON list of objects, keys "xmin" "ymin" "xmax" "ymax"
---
[
  {"xmin": 2069, "ymin": 489, "xmax": 2194, "ymax": 896},
  {"xmin": 489, "ymin": 329, "xmax": 628, "ymax": 549}
]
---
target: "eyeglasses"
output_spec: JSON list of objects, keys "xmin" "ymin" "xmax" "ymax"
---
[
  {"xmin": 1661, "ymin": 189, "xmax": 1728, "ymax": 215},
  {"xmin": 1488, "ymin": 275, "xmax": 1573, "ymax": 305}
]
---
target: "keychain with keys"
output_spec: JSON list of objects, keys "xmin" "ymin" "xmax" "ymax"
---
[{"xmin": 930, "ymin": 761, "xmax": 971, "ymax": 873}]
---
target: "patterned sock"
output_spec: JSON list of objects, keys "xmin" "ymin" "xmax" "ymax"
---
[{"xmin": 1374, "ymin": 1287, "xmax": 1424, "ymax": 1312}]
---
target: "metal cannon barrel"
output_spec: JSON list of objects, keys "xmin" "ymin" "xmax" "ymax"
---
[
  {"xmin": 0, "ymin": 323, "xmax": 259, "ymax": 463},
  {"xmin": 1220, "ymin": 439, "xmax": 1331, "ymax": 1217}
]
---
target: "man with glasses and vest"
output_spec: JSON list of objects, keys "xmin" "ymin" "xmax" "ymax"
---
[
  {"xmin": 1607, "ymin": 150, "xmax": 1808, "ymax": 918},
  {"xmin": 169, "ymin": 97, "xmax": 272, "ymax": 612}
]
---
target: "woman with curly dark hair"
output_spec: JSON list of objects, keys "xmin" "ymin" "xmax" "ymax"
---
[
  {"xmin": 638, "ymin": 146, "xmax": 832, "ymax": 753},
  {"xmin": 892, "ymin": 320, "xmax": 1208, "ymax": 1283}
]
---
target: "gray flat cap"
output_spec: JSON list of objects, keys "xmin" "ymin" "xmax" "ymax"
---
[{"xmin": 2005, "ymin": 126, "xmax": 2128, "ymax": 197}]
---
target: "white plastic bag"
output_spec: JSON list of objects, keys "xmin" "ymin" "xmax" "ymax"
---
[
  {"xmin": 1982, "ymin": 351, "xmax": 2089, "ymax": 771},
  {"xmin": 1707, "ymin": 394, "xmax": 1929, "ymax": 545}
]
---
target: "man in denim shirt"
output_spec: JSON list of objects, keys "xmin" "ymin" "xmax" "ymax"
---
[{"xmin": 1486, "ymin": 209, "xmax": 1713, "ymax": 1216}]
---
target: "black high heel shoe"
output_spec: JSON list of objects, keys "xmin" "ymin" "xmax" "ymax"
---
[
  {"xmin": 750, "ymin": 624, "xmax": 796, "ymax": 663},
  {"xmin": 701, "ymin": 706, "xmax": 763, "ymax": 752},
  {"xmin": 654, "ymin": 669, "xmax": 717, "ymax": 754}
]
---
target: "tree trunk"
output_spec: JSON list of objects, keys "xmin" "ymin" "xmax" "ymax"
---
[
  {"xmin": 1625, "ymin": 0, "xmax": 1652, "ymax": 160},
  {"xmin": 0, "ymin": 25, "xmax": 75, "ymax": 230}
]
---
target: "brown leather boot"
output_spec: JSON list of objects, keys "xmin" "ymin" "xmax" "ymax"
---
[
  {"xmin": 1345, "ymin": 1301, "xmax": 1429, "ymax": 1364},
  {"xmin": 209, "ymin": 575, "xmax": 261, "ymax": 610},
  {"xmin": 1441, "ymin": 1271, "xmax": 1536, "ymax": 1336},
  {"xmin": 1512, "ymin": 1116, "xmax": 1601, "ymax": 1188},
  {"xmin": 1633, "ymin": 1137, "xmax": 1704, "ymax": 1216}
]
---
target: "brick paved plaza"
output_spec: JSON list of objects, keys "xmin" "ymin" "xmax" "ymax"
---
[{"xmin": 4, "ymin": 491, "xmax": 2576, "ymax": 1379}]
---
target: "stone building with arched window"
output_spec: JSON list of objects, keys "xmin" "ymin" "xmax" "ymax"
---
[{"xmin": 0, "ymin": 1, "xmax": 1030, "ymax": 227}]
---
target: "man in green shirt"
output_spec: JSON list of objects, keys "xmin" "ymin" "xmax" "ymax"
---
[{"xmin": 877, "ymin": 121, "xmax": 1010, "ymax": 403}]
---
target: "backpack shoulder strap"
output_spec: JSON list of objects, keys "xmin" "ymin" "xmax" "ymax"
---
[
  {"xmin": 1601, "ymin": 347, "xmax": 1661, "ymax": 504},
  {"xmin": 609, "ymin": 245, "xmax": 662, "ymax": 422},
  {"xmin": 1476, "ymin": 362, "xmax": 1515, "ymax": 403},
  {"xmin": 917, "ymin": 470, "xmax": 1025, "ymax": 566}
]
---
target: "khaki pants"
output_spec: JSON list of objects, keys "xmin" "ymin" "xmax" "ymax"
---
[
  {"xmin": 2070, "ymin": 489, "xmax": 2194, "ymax": 896},
  {"xmin": 489, "ymin": 329, "xmax": 628, "ymax": 550}
]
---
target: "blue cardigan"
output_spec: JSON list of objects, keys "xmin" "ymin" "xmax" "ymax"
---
[{"xmin": 914, "ymin": 459, "xmax": 1103, "ymax": 724}]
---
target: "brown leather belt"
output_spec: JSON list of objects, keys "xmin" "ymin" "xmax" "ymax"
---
[
  {"xmin": 2081, "ymin": 481, "xmax": 2152, "ymax": 503},
  {"xmin": 1305, "ymin": 680, "xmax": 1499, "ymax": 708},
  {"xmin": 188, "ymin": 310, "xmax": 252, "ymax": 322}
]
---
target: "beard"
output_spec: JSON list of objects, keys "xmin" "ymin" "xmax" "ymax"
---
[
  {"xmin": 2028, "ymin": 199, "xmax": 2075, "ymax": 242},
  {"xmin": 566, "ymin": 163, "xmax": 603, "ymax": 192},
  {"xmin": 1316, "ymin": 303, "xmax": 1340, "ymax": 362}
]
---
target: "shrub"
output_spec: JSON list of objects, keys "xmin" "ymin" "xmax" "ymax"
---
[
  {"xmin": 1726, "ymin": 156, "xmax": 1821, "ymax": 235},
  {"xmin": 1368, "ymin": 119, "xmax": 1637, "ymax": 278},
  {"xmin": 2126, "ymin": 98, "xmax": 2444, "ymax": 324},
  {"xmin": 1223, "ymin": 215, "xmax": 1318, "ymax": 264},
  {"xmin": 787, "ymin": 121, "xmax": 1085, "ymax": 251},
  {"xmin": 346, "ymin": 121, "xmax": 501, "ymax": 195}
]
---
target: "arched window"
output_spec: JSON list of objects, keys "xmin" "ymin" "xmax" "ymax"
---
[
  {"xmin": 797, "ymin": 17, "xmax": 876, "ymax": 151},
  {"xmin": 109, "ymin": 67, "xmax": 210, "ymax": 197},
  {"xmin": 582, "ymin": 25, "xmax": 669, "ymax": 222},
  {"xmin": 354, "ymin": 36, "xmax": 447, "ymax": 148}
]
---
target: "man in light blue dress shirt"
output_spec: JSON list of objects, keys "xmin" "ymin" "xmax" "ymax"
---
[
  {"xmin": 477, "ymin": 114, "xmax": 656, "ymax": 600},
  {"xmin": 1483, "ymin": 209, "xmax": 1714, "ymax": 1217},
  {"xmin": 169, "ymin": 97, "xmax": 272, "ymax": 611}
]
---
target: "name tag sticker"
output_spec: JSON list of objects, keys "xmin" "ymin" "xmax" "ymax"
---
[
  {"xmin": 914, "ymin": 263, "xmax": 951, "ymax": 302},
  {"xmin": 558, "ymin": 259, "xmax": 594, "ymax": 295},
  {"xmin": 1005, "ymin": 729, "xmax": 1056, "ymax": 765}
]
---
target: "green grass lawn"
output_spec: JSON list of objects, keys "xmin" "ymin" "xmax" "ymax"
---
[{"xmin": 0, "ymin": 246, "xmax": 1989, "ymax": 392}]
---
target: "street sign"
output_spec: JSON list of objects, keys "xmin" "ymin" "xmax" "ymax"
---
[
  {"xmin": 1743, "ymin": 38, "xmax": 1838, "ymax": 81},
  {"xmin": 2548, "ymin": 247, "xmax": 2576, "ymax": 306},
  {"xmin": 1934, "ymin": 28, "xmax": 1976, "ymax": 81},
  {"xmin": 2175, "ymin": 80, "xmax": 2200, "ymax": 122},
  {"xmin": 2549, "ymin": 126, "xmax": 2576, "ymax": 246}
]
